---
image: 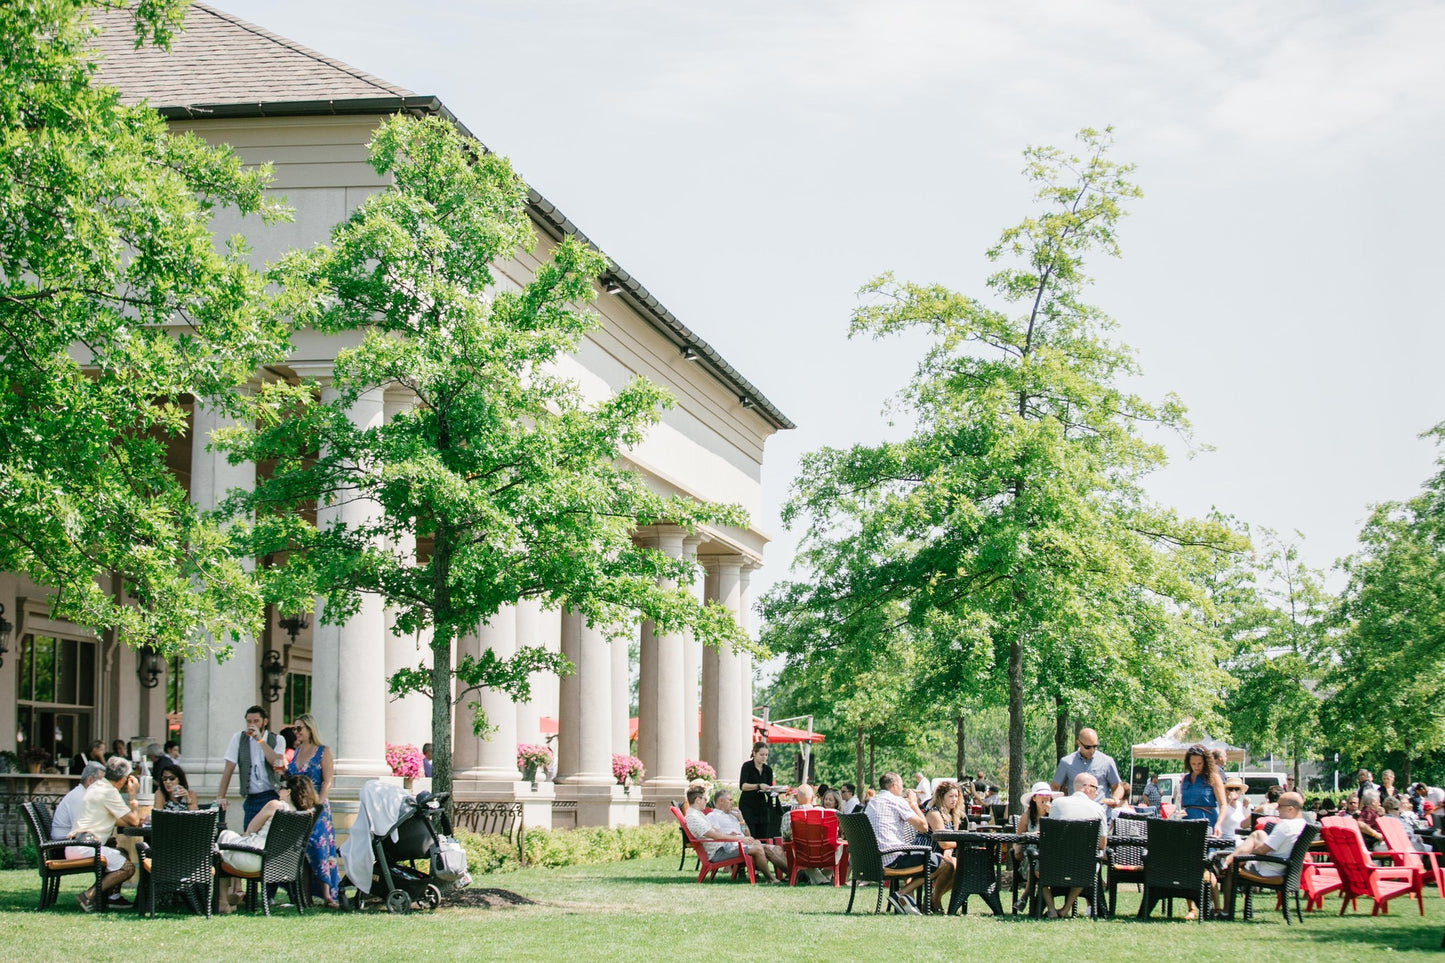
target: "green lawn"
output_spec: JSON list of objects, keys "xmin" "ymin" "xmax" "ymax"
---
[{"xmin": 1, "ymin": 859, "xmax": 1441, "ymax": 960}]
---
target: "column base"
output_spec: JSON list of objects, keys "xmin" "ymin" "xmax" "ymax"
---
[
  {"xmin": 555, "ymin": 781, "xmax": 640, "ymax": 827},
  {"xmin": 638, "ymin": 777, "xmax": 691, "ymax": 806}
]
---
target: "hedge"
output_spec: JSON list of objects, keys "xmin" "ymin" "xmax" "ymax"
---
[{"xmin": 455, "ymin": 822, "xmax": 678, "ymax": 875}]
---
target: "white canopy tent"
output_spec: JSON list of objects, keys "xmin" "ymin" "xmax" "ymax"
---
[{"xmin": 1129, "ymin": 719, "xmax": 1247, "ymax": 801}]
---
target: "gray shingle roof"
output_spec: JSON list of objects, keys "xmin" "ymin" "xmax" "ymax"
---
[
  {"xmin": 91, "ymin": 2, "xmax": 413, "ymax": 108},
  {"xmin": 88, "ymin": 3, "xmax": 793, "ymax": 431}
]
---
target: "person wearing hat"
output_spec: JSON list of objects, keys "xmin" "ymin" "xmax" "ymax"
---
[
  {"xmin": 1219, "ymin": 776, "xmax": 1250, "ymax": 836},
  {"xmin": 1012, "ymin": 781, "xmax": 1058, "ymax": 913}
]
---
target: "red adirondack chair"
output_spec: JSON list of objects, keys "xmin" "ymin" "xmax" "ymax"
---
[
  {"xmin": 671, "ymin": 806, "xmax": 757, "ymax": 884},
  {"xmin": 1319, "ymin": 816, "xmax": 1421, "ymax": 916},
  {"xmin": 782, "ymin": 808, "xmax": 849, "ymax": 886},
  {"xmin": 1376, "ymin": 815, "xmax": 1444, "ymax": 901},
  {"xmin": 1300, "ymin": 856, "xmax": 1342, "ymax": 911}
]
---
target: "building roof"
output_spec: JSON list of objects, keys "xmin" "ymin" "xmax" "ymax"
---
[{"xmin": 89, "ymin": 4, "xmax": 793, "ymax": 431}]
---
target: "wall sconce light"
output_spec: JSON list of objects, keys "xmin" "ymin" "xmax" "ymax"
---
[
  {"xmin": 602, "ymin": 277, "xmax": 623, "ymax": 295},
  {"xmin": 261, "ymin": 649, "xmax": 287, "ymax": 704},
  {"xmin": 0, "ymin": 603, "xmax": 11, "ymax": 668},
  {"xmin": 739, "ymin": 396, "xmax": 756, "ymax": 409},
  {"xmin": 136, "ymin": 646, "xmax": 164, "ymax": 689},
  {"xmin": 680, "ymin": 346, "xmax": 699, "ymax": 361}
]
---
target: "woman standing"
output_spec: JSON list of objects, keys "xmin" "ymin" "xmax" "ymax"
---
[
  {"xmin": 738, "ymin": 742, "xmax": 779, "ymax": 840},
  {"xmin": 1178, "ymin": 744, "xmax": 1227, "ymax": 834},
  {"xmin": 287, "ymin": 713, "xmax": 341, "ymax": 908}
]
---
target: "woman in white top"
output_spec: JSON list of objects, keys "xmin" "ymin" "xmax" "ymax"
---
[{"xmin": 216, "ymin": 774, "xmax": 318, "ymax": 912}]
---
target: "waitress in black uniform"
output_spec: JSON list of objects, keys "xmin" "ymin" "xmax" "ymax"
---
[{"xmin": 738, "ymin": 741, "xmax": 778, "ymax": 838}]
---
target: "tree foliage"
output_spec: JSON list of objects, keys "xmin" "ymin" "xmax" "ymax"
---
[
  {"xmin": 762, "ymin": 128, "xmax": 1240, "ymax": 811},
  {"xmin": 0, "ymin": 0, "xmax": 287, "ymax": 654},
  {"xmin": 225, "ymin": 115, "xmax": 748, "ymax": 802}
]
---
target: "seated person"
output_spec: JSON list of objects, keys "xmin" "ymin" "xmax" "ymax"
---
[
  {"xmin": 1219, "ymin": 777, "xmax": 1251, "ymax": 836},
  {"xmin": 866, "ymin": 772, "xmax": 953, "ymax": 913},
  {"xmin": 67, "ymin": 756, "xmax": 143, "ymax": 912},
  {"xmin": 1217, "ymin": 791, "xmax": 1307, "ymax": 908},
  {"xmin": 1254, "ymin": 785, "xmax": 1282, "ymax": 816},
  {"xmin": 154, "ymin": 765, "xmax": 199, "ymax": 812},
  {"xmin": 1014, "ymin": 781, "xmax": 1057, "ymax": 913},
  {"xmin": 681, "ymin": 786, "xmax": 783, "ymax": 883},
  {"xmin": 925, "ymin": 780, "xmax": 966, "ymax": 912},
  {"xmin": 838, "ymin": 783, "xmax": 860, "ymax": 814},
  {"xmin": 783, "ymin": 784, "xmax": 834, "ymax": 885},
  {"xmin": 1041, "ymin": 773, "xmax": 1107, "ymax": 919},
  {"xmin": 1356, "ymin": 789, "xmax": 1387, "ymax": 849},
  {"xmin": 820, "ymin": 789, "xmax": 842, "ymax": 811},
  {"xmin": 51, "ymin": 761, "xmax": 107, "ymax": 841},
  {"xmin": 215, "ymin": 773, "xmax": 319, "ymax": 912}
]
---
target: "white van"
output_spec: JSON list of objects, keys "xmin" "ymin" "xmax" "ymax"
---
[{"xmin": 1161, "ymin": 771, "xmax": 1287, "ymax": 810}]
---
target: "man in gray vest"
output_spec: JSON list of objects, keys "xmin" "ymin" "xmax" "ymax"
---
[{"xmin": 216, "ymin": 704, "xmax": 286, "ymax": 827}]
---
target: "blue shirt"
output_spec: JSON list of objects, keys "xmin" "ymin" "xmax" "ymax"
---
[{"xmin": 1052, "ymin": 749, "xmax": 1123, "ymax": 799}]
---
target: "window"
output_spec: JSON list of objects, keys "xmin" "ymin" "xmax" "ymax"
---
[
  {"xmin": 16, "ymin": 633, "xmax": 98, "ymax": 768},
  {"xmin": 284, "ymin": 671, "xmax": 311, "ymax": 721}
]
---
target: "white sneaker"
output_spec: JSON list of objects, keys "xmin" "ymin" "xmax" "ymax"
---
[{"xmin": 890, "ymin": 893, "xmax": 922, "ymax": 915}]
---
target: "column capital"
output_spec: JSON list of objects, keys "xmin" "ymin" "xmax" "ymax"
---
[
  {"xmin": 634, "ymin": 525, "xmax": 690, "ymax": 557},
  {"xmin": 699, "ymin": 552, "xmax": 747, "ymax": 574},
  {"xmin": 287, "ymin": 360, "xmax": 335, "ymax": 384}
]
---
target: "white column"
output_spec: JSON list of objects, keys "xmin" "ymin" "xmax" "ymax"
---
[
  {"xmin": 513, "ymin": 597, "xmax": 543, "ymax": 746},
  {"xmin": 534, "ymin": 605, "xmax": 562, "ymax": 737},
  {"xmin": 637, "ymin": 527, "xmax": 688, "ymax": 797},
  {"xmin": 470, "ymin": 607, "xmax": 521, "ymax": 782},
  {"xmin": 383, "ymin": 389, "xmax": 431, "ymax": 750},
  {"xmin": 611, "ymin": 621, "xmax": 630, "ymax": 757},
  {"xmin": 556, "ymin": 609, "xmax": 630, "ymax": 825},
  {"xmin": 701, "ymin": 556, "xmax": 745, "ymax": 785},
  {"xmin": 739, "ymin": 563, "xmax": 756, "ymax": 755},
  {"xmin": 311, "ymin": 384, "xmax": 389, "ymax": 779},
  {"xmin": 682, "ymin": 537, "xmax": 703, "ymax": 766},
  {"xmin": 451, "ymin": 628, "xmax": 481, "ymax": 775},
  {"xmin": 184, "ymin": 397, "xmax": 257, "ymax": 792}
]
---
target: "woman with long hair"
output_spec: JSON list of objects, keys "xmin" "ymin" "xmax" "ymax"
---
[
  {"xmin": 217, "ymin": 774, "xmax": 319, "ymax": 912},
  {"xmin": 153, "ymin": 765, "xmax": 198, "ymax": 812},
  {"xmin": 1013, "ymin": 782, "xmax": 1056, "ymax": 914},
  {"xmin": 1178, "ymin": 744, "xmax": 1227, "ymax": 833},
  {"xmin": 925, "ymin": 780, "xmax": 966, "ymax": 912},
  {"xmin": 286, "ymin": 713, "xmax": 342, "ymax": 908}
]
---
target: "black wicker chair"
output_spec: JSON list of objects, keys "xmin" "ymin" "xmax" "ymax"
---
[
  {"xmin": 1139, "ymin": 817, "xmax": 1209, "ymax": 921},
  {"xmin": 1106, "ymin": 811, "xmax": 1148, "ymax": 917},
  {"xmin": 215, "ymin": 809, "xmax": 317, "ymax": 917},
  {"xmin": 1224, "ymin": 822, "xmax": 1319, "ymax": 924},
  {"xmin": 1033, "ymin": 817, "xmax": 1105, "ymax": 918},
  {"xmin": 835, "ymin": 811, "xmax": 933, "ymax": 914},
  {"xmin": 137, "ymin": 808, "xmax": 220, "ymax": 918},
  {"xmin": 21, "ymin": 800, "xmax": 106, "ymax": 911}
]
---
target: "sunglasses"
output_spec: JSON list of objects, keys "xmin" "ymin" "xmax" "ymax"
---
[{"xmin": 1079, "ymin": 743, "xmax": 1099, "ymax": 750}]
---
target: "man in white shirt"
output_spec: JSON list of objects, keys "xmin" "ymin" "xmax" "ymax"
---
[
  {"xmin": 66, "ymin": 756, "xmax": 143, "ymax": 911},
  {"xmin": 782, "ymin": 784, "xmax": 832, "ymax": 884},
  {"xmin": 1218, "ymin": 792, "xmax": 1308, "ymax": 910},
  {"xmin": 686, "ymin": 788, "xmax": 785, "ymax": 883},
  {"xmin": 839, "ymin": 783, "xmax": 860, "ymax": 814},
  {"xmin": 913, "ymin": 772, "xmax": 933, "ymax": 804},
  {"xmin": 1041, "ymin": 772, "xmax": 1107, "ymax": 917},
  {"xmin": 50, "ymin": 761, "xmax": 107, "ymax": 841},
  {"xmin": 216, "ymin": 704, "xmax": 286, "ymax": 828},
  {"xmin": 868, "ymin": 772, "xmax": 951, "ymax": 913}
]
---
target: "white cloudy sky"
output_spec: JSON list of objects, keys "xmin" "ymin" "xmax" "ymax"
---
[{"xmin": 213, "ymin": 0, "xmax": 1445, "ymax": 598}]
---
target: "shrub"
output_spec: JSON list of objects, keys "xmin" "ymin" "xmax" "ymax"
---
[{"xmin": 454, "ymin": 823, "xmax": 677, "ymax": 875}]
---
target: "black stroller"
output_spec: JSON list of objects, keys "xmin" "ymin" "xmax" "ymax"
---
[{"xmin": 338, "ymin": 781, "xmax": 453, "ymax": 914}]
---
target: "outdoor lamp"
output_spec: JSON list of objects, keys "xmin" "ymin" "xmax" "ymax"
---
[
  {"xmin": 136, "ymin": 646, "xmax": 164, "ymax": 689},
  {"xmin": 602, "ymin": 276, "xmax": 623, "ymax": 295},
  {"xmin": 681, "ymin": 346, "xmax": 699, "ymax": 361},
  {"xmin": 0, "ymin": 602, "xmax": 11, "ymax": 668},
  {"xmin": 261, "ymin": 649, "xmax": 287, "ymax": 704}
]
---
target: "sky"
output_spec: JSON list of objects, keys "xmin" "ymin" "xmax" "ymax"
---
[{"xmin": 213, "ymin": 0, "xmax": 1445, "ymax": 602}]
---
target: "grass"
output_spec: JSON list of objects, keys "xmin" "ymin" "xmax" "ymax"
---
[{"xmin": 0, "ymin": 859, "xmax": 1442, "ymax": 961}]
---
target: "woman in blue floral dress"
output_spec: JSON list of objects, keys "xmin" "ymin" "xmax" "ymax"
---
[{"xmin": 287, "ymin": 713, "xmax": 341, "ymax": 908}]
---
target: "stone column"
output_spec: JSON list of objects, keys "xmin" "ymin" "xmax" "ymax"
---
[
  {"xmin": 739, "ymin": 563, "xmax": 756, "ymax": 753},
  {"xmin": 311, "ymin": 384, "xmax": 389, "ymax": 781},
  {"xmin": 513, "ymin": 597, "xmax": 544, "ymax": 746},
  {"xmin": 611, "ymin": 621, "xmax": 631, "ymax": 757},
  {"xmin": 682, "ymin": 537, "xmax": 703, "ymax": 766},
  {"xmin": 556, "ymin": 610, "xmax": 630, "ymax": 825},
  {"xmin": 637, "ymin": 527, "xmax": 689, "ymax": 799},
  {"xmin": 701, "ymin": 555, "xmax": 745, "ymax": 785},
  {"xmin": 382, "ymin": 389, "xmax": 431, "ymax": 750},
  {"xmin": 183, "ymin": 397, "xmax": 257, "ymax": 797},
  {"xmin": 457, "ymin": 607, "xmax": 521, "ymax": 786}
]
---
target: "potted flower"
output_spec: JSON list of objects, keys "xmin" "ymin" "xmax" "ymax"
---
[
  {"xmin": 684, "ymin": 759, "xmax": 716, "ymax": 782},
  {"xmin": 385, "ymin": 743, "xmax": 424, "ymax": 788},
  {"xmin": 611, "ymin": 753, "xmax": 644, "ymax": 787},
  {"xmin": 516, "ymin": 743, "xmax": 553, "ymax": 783}
]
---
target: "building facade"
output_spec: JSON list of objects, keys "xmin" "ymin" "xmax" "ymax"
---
[{"xmin": 0, "ymin": 3, "xmax": 789, "ymax": 831}]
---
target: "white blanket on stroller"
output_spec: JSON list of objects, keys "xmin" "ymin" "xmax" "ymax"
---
[{"xmin": 343, "ymin": 780, "xmax": 415, "ymax": 895}]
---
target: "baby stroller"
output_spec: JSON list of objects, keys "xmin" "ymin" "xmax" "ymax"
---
[{"xmin": 338, "ymin": 781, "xmax": 457, "ymax": 914}]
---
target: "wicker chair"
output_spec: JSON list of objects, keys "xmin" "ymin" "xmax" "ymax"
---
[
  {"xmin": 1225, "ymin": 821, "xmax": 1320, "ymax": 923},
  {"xmin": 835, "ymin": 811, "xmax": 933, "ymax": 914},
  {"xmin": 1139, "ymin": 818, "xmax": 1209, "ymax": 921},
  {"xmin": 137, "ymin": 808, "xmax": 220, "ymax": 918},
  {"xmin": 1106, "ymin": 812, "xmax": 1148, "ymax": 917},
  {"xmin": 21, "ymin": 800, "xmax": 106, "ymax": 911},
  {"xmin": 215, "ymin": 809, "xmax": 317, "ymax": 916},
  {"xmin": 1032, "ymin": 817, "xmax": 1104, "ymax": 918}
]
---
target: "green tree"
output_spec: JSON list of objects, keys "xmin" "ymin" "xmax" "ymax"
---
[
  {"xmin": 0, "ymin": 0, "xmax": 286, "ymax": 654},
  {"xmin": 768, "ymin": 128, "xmax": 1239, "ymax": 812},
  {"xmin": 1323, "ymin": 425, "xmax": 1445, "ymax": 783},
  {"xmin": 226, "ymin": 115, "xmax": 748, "ymax": 804}
]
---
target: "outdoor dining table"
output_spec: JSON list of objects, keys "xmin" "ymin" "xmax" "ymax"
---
[{"xmin": 933, "ymin": 830, "xmax": 1036, "ymax": 915}]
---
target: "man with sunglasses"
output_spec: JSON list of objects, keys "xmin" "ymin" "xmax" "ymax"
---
[{"xmin": 1050, "ymin": 728, "xmax": 1125, "ymax": 811}]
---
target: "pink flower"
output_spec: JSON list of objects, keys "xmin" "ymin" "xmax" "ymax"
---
[
  {"xmin": 385, "ymin": 742, "xmax": 424, "ymax": 779},
  {"xmin": 611, "ymin": 753, "xmax": 645, "ymax": 783}
]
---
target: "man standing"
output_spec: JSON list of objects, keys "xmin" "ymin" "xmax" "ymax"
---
[
  {"xmin": 1142, "ymin": 774, "xmax": 1163, "ymax": 809},
  {"xmin": 216, "ymin": 705, "xmax": 286, "ymax": 828},
  {"xmin": 1051, "ymin": 728, "xmax": 1125, "ymax": 811},
  {"xmin": 1218, "ymin": 792, "xmax": 1308, "ymax": 911},
  {"xmin": 913, "ymin": 772, "xmax": 933, "ymax": 805},
  {"xmin": 1353, "ymin": 769, "xmax": 1379, "ymax": 800},
  {"xmin": 839, "ymin": 783, "xmax": 860, "ymax": 814},
  {"xmin": 1041, "ymin": 772, "xmax": 1108, "ymax": 918},
  {"xmin": 51, "ymin": 761, "xmax": 107, "ymax": 841},
  {"xmin": 868, "ymin": 772, "xmax": 952, "ymax": 913},
  {"xmin": 66, "ymin": 756, "xmax": 143, "ymax": 911}
]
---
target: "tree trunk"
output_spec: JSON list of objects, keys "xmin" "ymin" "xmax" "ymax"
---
[
  {"xmin": 1008, "ymin": 633, "xmax": 1024, "ymax": 816},
  {"xmin": 1054, "ymin": 695, "xmax": 1069, "ymax": 763},
  {"xmin": 429, "ymin": 519, "xmax": 455, "ymax": 820},
  {"xmin": 955, "ymin": 714, "xmax": 966, "ymax": 781},
  {"xmin": 868, "ymin": 735, "xmax": 876, "ymax": 789},
  {"xmin": 855, "ymin": 725, "xmax": 865, "ymax": 796}
]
